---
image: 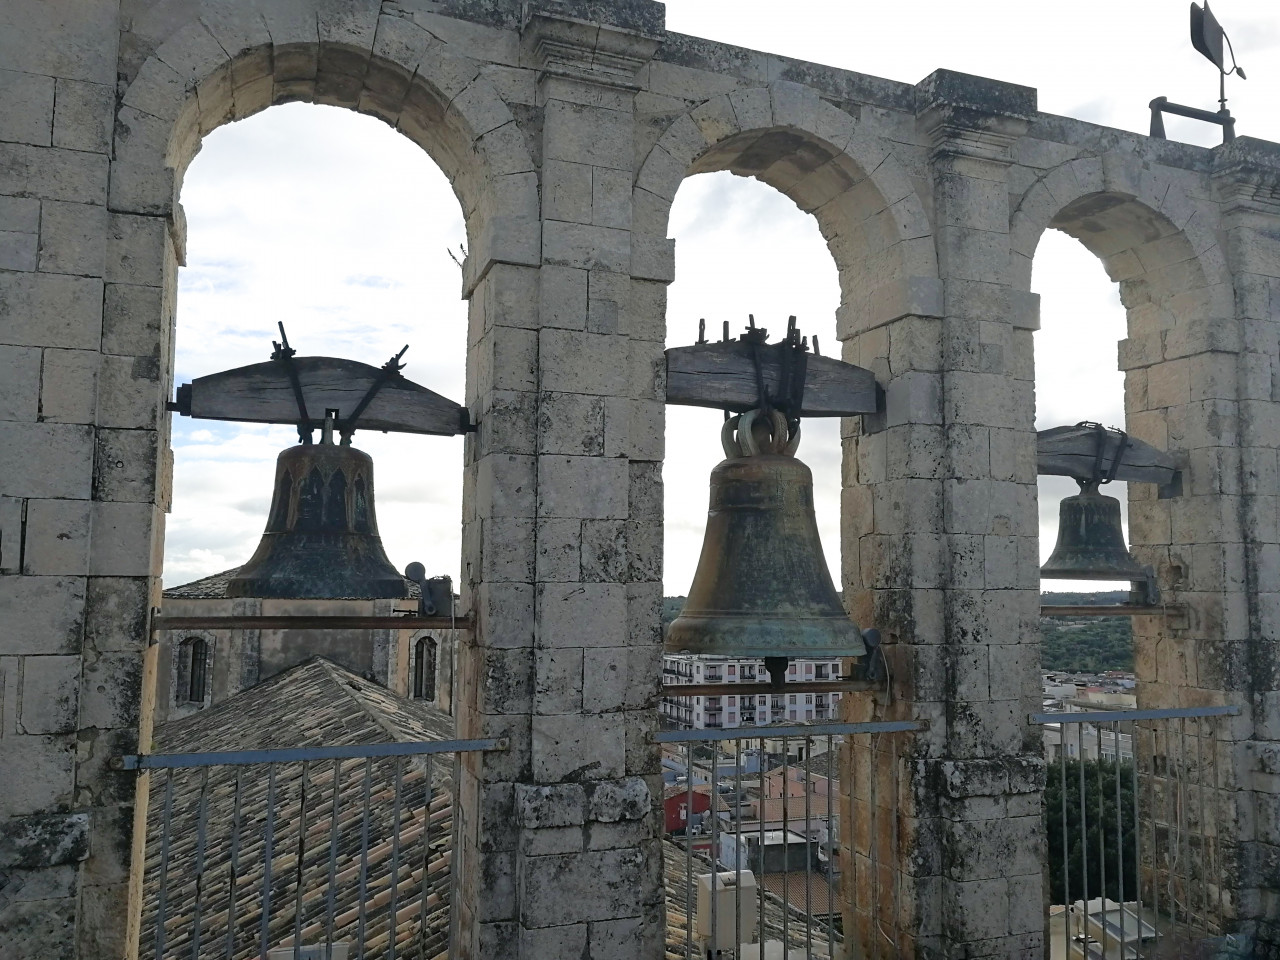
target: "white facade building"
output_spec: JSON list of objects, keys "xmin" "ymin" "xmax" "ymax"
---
[{"xmin": 661, "ymin": 654, "xmax": 844, "ymax": 729}]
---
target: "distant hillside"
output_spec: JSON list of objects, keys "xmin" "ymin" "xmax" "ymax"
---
[{"xmin": 661, "ymin": 591, "xmax": 1134, "ymax": 672}]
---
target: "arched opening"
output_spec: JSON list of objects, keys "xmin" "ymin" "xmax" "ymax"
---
[
  {"xmin": 661, "ymin": 169, "xmax": 844, "ymax": 730},
  {"xmin": 165, "ymin": 102, "xmax": 466, "ymax": 595},
  {"xmin": 413, "ymin": 636, "xmax": 438, "ymax": 701},
  {"xmin": 1029, "ymin": 189, "xmax": 1218, "ymax": 678},
  {"xmin": 1033, "ymin": 230, "xmax": 1134, "ymax": 672}
]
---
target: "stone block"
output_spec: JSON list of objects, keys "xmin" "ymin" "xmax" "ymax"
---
[
  {"xmin": 52, "ymin": 79, "xmax": 112, "ymax": 153},
  {"xmin": 538, "ymin": 391, "xmax": 604, "ymax": 455},
  {"xmin": 589, "ymin": 777, "xmax": 649, "ymax": 823},
  {"xmin": 542, "ymin": 158, "xmax": 592, "ymax": 224},
  {"xmin": 591, "ymin": 166, "xmax": 631, "ymax": 231},
  {"xmin": 108, "ymin": 159, "xmax": 175, "ymax": 216},
  {"xmin": 0, "ymin": 891, "xmax": 77, "ymax": 958},
  {"xmin": 0, "ymin": 142, "xmax": 109, "ymax": 204},
  {"xmin": 514, "ymin": 782, "xmax": 587, "ymax": 828},
  {"xmin": 581, "ymin": 646, "xmax": 627, "ymax": 713},
  {"xmin": 101, "ymin": 282, "xmax": 164, "ymax": 356},
  {"xmin": 580, "ymin": 519, "xmax": 626, "ymax": 583},
  {"xmin": 88, "ymin": 501, "xmax": 158, "ymax": 577},
  {"xmin": 0, "ymin": 497, "xmax": 20, "ymax": 571},
  {"xmin": 0, "ymin": 733, "xmax": 75, "ymax": 816},
  {"xmin": 0, "ymin": 344, "xmax": 41, "ymax": 420},
  {"xmin": 481, "ymin": 517, "xmax": 534, "ymax": 583},
  {"xmin": 538, "ymin": 329, "xmax": 630, "ymax": 396},
  {"xmin": 474, "ymin": 454, "xmax": 536, "ymax": 519},
  {"xmin": 0, "ymin": 812, "xmax": 88, "ymax": 868},
  {"xmin": 630, "ymin": 235, "xmax": 674, "ymax": 283},
  {"xmin": 479, "ymin": 647, "xmax": 534, "ymax": 715},
  {"xmin": 96, "ymin": 353, "xmax": 162, "ymax": 429},
  {"xmin": 535, "ymin": 646, "xmax": 582, "ymax": 713},
  {"xmin": 18, "ymin": 654, "xmax": 80, "ymax": 734},
  {"xmin": 106, "ymin": 213, "xmax": 168, "ymax": 286},
  {"xmin": 536, "ymin": 262, "xmax": 588, "ymax": 332},
  {"xmin": 536, "ymin": 582, "xmax": 627, "ymax": 648},
  {"xmin": 93, "ymin": 428, "xmax": 159, "ymax": 503},
  {"xmin": 518, "ymin": 845, "xmax": 647, "ymax": 926},
  {"xmin": 544, "ymin": 100, "xmax": 632, "ymax": 171},
  {"xmin": 0, "ymin": 421, "xmax": 92, "ymax": 498},
  {"xmin": 473, "ymin": 325, "xmax": 538, "ymax": 393},
  {"xmin": 536, "ymin": 456, "xmax": 628, "ymax": 520},
  {"xmin": 535, "ymin": 518, "xmax": 581, "ymax": 583},
  {"xmin": 0, "ymin": 271, "xmax": 103, "ymax": 350},
  {"xmin": 474, "ymin": 582, "xmax": 534, "ymax": 649},
  {"xmin": 0, "ymin": 576, "xmax": 85, "ymax": 655},
  {"xmin": 77, "ymin": 651, "xmax": 143, "ymax": 730},
  {"xmin": 542, "ymin": 220, "xmax": 630, "ymax": 273},
  {"xmin": 22, "ymin": 498, "xmax": 90, "ymax": 576},
  {"xmin": 83, "ymin": 577, "xmax": 150, "ymax": 653},
  {"xmin": 0, "ymin": 69, "xmax": 54, "ymax": 146},
  {"xmin": 0, "ymin": 229, "xmax": 38, "ymax": 271},
  {"xmin": 588, "ymin": 904, "xmax": 666, "ymax": 959},
  {"xmin": 37, "ymin": 200, "xmax": 107, "ymax": 277},
  {"xmin": 39, "ymin": 347, "xmax": 99, "ymax": 424},
  {"xmin": 885, "ymin": 371, "xmax": 942, "ymax": 427},
  {"xmin": 532, "ymin": 713, "xmax": 625, "ymax": 782},
  {"xmin": 519, "ymin": 921, "xmax": 588, "ymax": 955}
]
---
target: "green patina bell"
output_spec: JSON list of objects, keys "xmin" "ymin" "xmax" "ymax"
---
[
  {"xmin": 1041, "ymin": 480, "xmax": 1149, "ymax": 582},
  {"xmin": 667, "ymin": 409, "xmax": 866, "ymax": 687},
  {"xmin": 226, "ymin": 434, "xmax": 407, "ymax": 600}
]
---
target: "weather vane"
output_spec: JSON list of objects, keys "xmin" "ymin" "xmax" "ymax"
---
[{"xmin": 1149, "ymin": 2, "xmax": 1246, "ymax": 144}]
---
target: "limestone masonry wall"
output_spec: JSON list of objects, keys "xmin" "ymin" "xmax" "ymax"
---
[{"xmin": 1, "ymin": 1, "xmax": 1278, "ymax": 957}]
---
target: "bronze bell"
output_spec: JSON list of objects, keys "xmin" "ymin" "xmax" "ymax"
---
[
  {"xmin": 667, "ymin": 409, "xmax": 866, "ymax": 686},
  {"xmin": 1041, "ymin": 480, "xmax": 1150, "ymax": 582},
  {"xmin": 226, "ymin": 429, "xmax": 408, "ymax": 600}
]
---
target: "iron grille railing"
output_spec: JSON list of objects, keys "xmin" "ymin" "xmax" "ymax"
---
[
  {"xmin": 657, "ymin": 720, "xmax": 922, "ymax": 959},
  {"xmin": 125, "ymin": 738, "xmax": 501, "ymax": 960},
  {"xmin": 1035, "ymin": 704, "xmax": 1242, "ymax": 960}
]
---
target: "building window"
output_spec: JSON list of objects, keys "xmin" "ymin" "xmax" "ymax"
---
[
  {"xmin": 728, "ymin": 665, "xmax": 736, "ymax": 675},
  {"xmin": 805, "ymin": 694, "xmax": 813, "ymax": 705},
  {"xmin": 179, "ymin": 637, "xmax": 209, "ymax": 704},
  {"xmin": 413, "ymin": 637, "xmax": 438, "ymax": 700}
]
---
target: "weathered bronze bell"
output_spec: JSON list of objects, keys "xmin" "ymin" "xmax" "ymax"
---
[
  {"xmin": 1041, "ymin": 480, "xmax": 1149, "ymax": 582},
  {"xmin": 226, "ymin": 430, "xmax": 408, "ymax": 599},
  {"xmin": 667, "ymin": 409, "xmax": 866, "ymax": 686}
]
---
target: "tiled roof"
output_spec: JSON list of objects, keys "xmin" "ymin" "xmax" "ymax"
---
[
  {"xmin": 162, "ymin": 569, "xmax": 424, "ymax": 600},
  {"xmin": 758, "ymin": 871, "xmax": 838, "ymax": 919},
  {"xmin": 140, "ymin": 659, "xmax": 455, "ymax": 960}
]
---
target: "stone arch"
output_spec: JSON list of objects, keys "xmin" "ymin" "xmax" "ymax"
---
[
  {"xmin": 634, "ymin": 82, "xmax": 936, "ymax": 346},
  {"xmin": 114, "ymin": 10, "xmax": 537, "ymax": 270},
  {"xmin": 1009, "ymin": 156, "xmax": 1233, "ymax": 335}
]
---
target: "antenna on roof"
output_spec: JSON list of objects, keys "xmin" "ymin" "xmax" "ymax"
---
[{"xmin": 1149, "ymin": 2, "xmax": 1246, "ymax": 145}]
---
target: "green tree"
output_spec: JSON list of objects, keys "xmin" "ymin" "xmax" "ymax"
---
[{"xmin": 1044, "ymin": 757, "xmax": 1138, "ymax": 905}]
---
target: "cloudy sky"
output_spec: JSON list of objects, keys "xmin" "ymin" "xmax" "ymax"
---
[{"xmin": 164, "ymin": 0, "xmax": 1280, "ymax": 595}]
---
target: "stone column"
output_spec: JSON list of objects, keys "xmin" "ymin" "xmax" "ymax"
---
[
  {"xmin": 0, "ymin": 3, "xmax": 173, "ymax": 957},
  {"xmin": 451, "ymin": 3, "xmax": 669, "ymax": 956},
  {"xmin": 1122, "ymin": 137, "xmax": 1280, "ymax": 948},
  {"xmin": 842, "ymin": 70, "xmax": 1044, "ymax": 957}
]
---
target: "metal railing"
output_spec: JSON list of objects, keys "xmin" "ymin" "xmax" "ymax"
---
[
  {"xmin": 657, "ymin": 719, "xmax": 921, "ymax": 959},
  {"xmin": 127, "ymin": 738, "xmax": 500, "ymax": 960},
  {"xmin": 1035, "ymin": 704, "xmax": 1242, "ymax": 960}
]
